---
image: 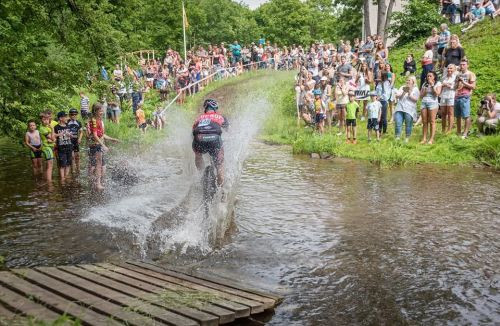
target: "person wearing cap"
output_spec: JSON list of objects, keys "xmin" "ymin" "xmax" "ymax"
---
[
  {"xmin": 53, "ymin": 111, "xmax": 73, "ymax": 181},
  {"xmin": 366, "ymin": 92, "xmax": 382, "ymax": 141},
  {"xmin": 345, "ymin": 91, "xmax": 359, "ymax": 143},
  {"xmin": 313, "ymin": 89, "xmax": 326, "ymax": 134},
  {"xmin": 67, "ymin": 108, "xmax": 83, "ymax": 169}
]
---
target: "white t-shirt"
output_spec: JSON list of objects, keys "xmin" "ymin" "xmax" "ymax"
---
[
  {"xmin": 367, "ymin": 101, "xmax": 382, "ymax": 119},
  {"xmin": 396, "ymin": 86, "xmax": 420, "ymax": 120},
  {"xmin": 441, "ymin": 73, "xmax": 457, "ymax": 99}
]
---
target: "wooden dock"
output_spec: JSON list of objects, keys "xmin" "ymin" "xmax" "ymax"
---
[{"xmin": 0, "ymin": 261, "xmax": 282, "ymax": 325}]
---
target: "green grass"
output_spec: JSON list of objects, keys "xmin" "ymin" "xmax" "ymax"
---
[{"xmin": 261, "ymin": 68, "xmax": 500, "ymax": 168}]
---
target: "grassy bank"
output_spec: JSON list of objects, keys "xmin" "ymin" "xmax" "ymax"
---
[{"xmin": 261, "ymin": 69, "xmax": 500, "ymax": 168}]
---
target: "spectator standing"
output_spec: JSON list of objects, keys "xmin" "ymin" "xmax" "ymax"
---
[
  {"xmin": 440, "ymin": 64, "xmax": 458, "ymax": 133},
  {"xmin": 420, "ymin": 42, "xmax": 434, "ymax": 88},
  {"xmin": 67, "ymin": 108, "xmax": 83, "ymax": 169},
  {"xmin": 54, "ymin": 111, "xmax": 73, "ymax": 181},
  {"xmin": 443, "ymin": 37, "xmax": 465, "ymax": 70},
  {"xmin": 375, "ymin": 72, "xmax": 392, "ymax": 135},
  {"xmin": 24, "ymin": 120, "xmax": 43, "ymax": 174},
  {"xmin": 394, "ymin": 76, "xmax": 420, "ymax": 142},
  {"xmin": 345, "ymin": 91, "xmax": 359, "ymax": 143},
  {"xmin": 454, "ymin": 58, "xmax": 476, "ymax": 138},
  {"xmin": 420, "ymin": 71, "xmax": 442, "ymax": 144},
  {"xmin": 366, "ymin": 92, "xmax": 382, "ymax": 141},
  {"xmin": 79, "ymin": 92, "xmax": 90, "ymax": 119},
  {"xmin": 335, "ymin": 77, "xmax": 349, "ymax": 135},
  {"xmin": 426, "ymin": 28, "xmax": 440, "ymax": 66},
  {"xmin": 437, "ymin": 24, "xmax": 451, "ymax": 70},
  {"xmin": 39, "ymin": 113, "xmax": 55, "ymax": 182}
]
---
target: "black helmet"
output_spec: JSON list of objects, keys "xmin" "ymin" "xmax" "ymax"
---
[{"xmin": 203, "ymin": 99, "xmax": 218, "ymax": 112}]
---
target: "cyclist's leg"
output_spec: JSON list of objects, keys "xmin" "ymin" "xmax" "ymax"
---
[
  {"xmin": 192, "ymin": 140, "xmax": 204, "ymax": 170},
  {"xmin": 210, "ymin": 145, "xmax": 224, "ymax": 187}
]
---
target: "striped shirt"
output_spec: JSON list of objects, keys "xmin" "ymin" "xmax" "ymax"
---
[{"xmin": 80, "ymin": 96, "xmax": 90, "ymax": 113}]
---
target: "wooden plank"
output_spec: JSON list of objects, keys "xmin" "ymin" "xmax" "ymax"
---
[
  {"xmin": 0, "ymin": 271, "xmax": 121, "ymax": 326},
  {"xmin": 128, "ymin": 261, "xmax": 277, "ymax": 308},
  {"xmin": 109, "ymin": 263, "xmax": 251, "ymax": 319},
  {"xmin": 35, "ymin": 267, "xmax": 190, "ymax": 326},
  {"xmin": 57, "ymin": 266, "xmax": 215, "ymax": 326},
  {"xmin": 124, "ymin": 262, "xmax": 272, "ymax": 312},
  {"xmin": 110, "ymin": 263, "xmax": 265, "ymax": 314},
  {"xmin": 164, "ymin": 266, "xmax": 283, "ymax": 304},
  {"xmin": 16, "ymin": 268, "xmax": 159, "ymax": 326},
  {"xmin": 79, "ymin": 264, "xmax": 235, "ymax": 324},
  {"xmin": 88, "ymin": 263, "xmax": 247, "ymax": 321},
  {"xmin": 0, "ymin": 280, "xmax": 61, "ymax": 322},
  {"xmin": 0, "ymin": 303, "xmax": 28, "ymax": 326}
]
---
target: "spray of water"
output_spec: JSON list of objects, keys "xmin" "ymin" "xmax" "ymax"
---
[{"xmin": 82, "ymin": 85, "xmax": 271, "ymax": 258}]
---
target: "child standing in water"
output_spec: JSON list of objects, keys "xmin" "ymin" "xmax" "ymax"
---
[
  {"xmin": 54, "ymin": 111, "xmax": 73, "ymax": 182},
  {"xmin": 24, "ymin": 120, "xmax": 42, "ymax": 174},
  {"xmin": 135, "ymin": 104, "xmax": 147, "ymax": 133},
  {"xmin": 38, "ymin": 113, "xmax": 55, "ymax": 182},
  {"xmin": 345, "ymin": 91, "xmax": 359, "ymax": 144}
]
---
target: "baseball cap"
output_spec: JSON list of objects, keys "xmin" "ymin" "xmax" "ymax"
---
[
  {"xmin": 320, "ymin": 76, "xmax": 328, "ymax": 81},
  {"xmin": 57, "ymin": 111, "xmax": 67, "ymax": 119},
  {"xmin": 69, "ymin": 108, "xmax": 78, "ymax": 114}
]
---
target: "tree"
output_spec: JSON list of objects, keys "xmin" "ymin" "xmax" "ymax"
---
[{"xmin": 388, "ymin": 0, "xmax": 445, "ymax": 46}]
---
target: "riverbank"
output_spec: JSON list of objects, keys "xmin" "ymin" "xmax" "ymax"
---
[{"xmin": 261, "ymin": 19, "xmax": 500, "ymax": 168}]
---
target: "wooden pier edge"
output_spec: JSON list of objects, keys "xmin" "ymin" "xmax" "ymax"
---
[{"xmin": 0, "ymin": 261, "xmax": 283, "ymax": 326}]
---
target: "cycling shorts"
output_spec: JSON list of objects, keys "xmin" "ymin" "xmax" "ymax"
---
[{"xmin": 192, "ymin": 134, "xmax": 224, "ymax": 167}]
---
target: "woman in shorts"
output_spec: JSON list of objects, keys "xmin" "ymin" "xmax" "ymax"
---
[
  {"xmin": 440, "ymin": 64, "xmax": 457, "ymax": 133},
  {"xmin": 334, "ymin": 77, "xmax": 349, "ymax": 135},
  {"xmin": 420, "ymin": 71, "xmax": 442, "ymax": 144}
]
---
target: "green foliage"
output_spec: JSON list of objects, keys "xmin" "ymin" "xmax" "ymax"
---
[{"xmin": 389, "ymin": 0, "xmax": 445, "ymax": 46}]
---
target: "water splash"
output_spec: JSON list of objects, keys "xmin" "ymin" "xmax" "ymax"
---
[{"xmin": 82, "ymin": 87, "xmax": 271, "ymax": 258}]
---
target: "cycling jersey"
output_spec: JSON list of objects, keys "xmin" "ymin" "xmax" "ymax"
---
[{"xmin": 192, "ymin": 111, "xmax": 229, "ymax": 136}]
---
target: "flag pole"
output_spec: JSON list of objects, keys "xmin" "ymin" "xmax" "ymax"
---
[{"xmin": 182, "ymin": 1, "xmax": 187, "ymax": 63}]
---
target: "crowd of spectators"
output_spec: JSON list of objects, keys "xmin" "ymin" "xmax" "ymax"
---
[
  {"xmin": 24, "ymin": 40, "xmax": 296, "ymax": 188},
  {"xmin": 295, "ymin": 21, "xmax": 499, "ymax": 144},
  {"xmin": 440, "ymin": 0, "xmax": 499, "ymax": 30}
]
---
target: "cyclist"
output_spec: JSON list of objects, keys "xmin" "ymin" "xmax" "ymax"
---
[{"xmin": 192, "ymin": 99, "xmax": 229, "ymax": 188}]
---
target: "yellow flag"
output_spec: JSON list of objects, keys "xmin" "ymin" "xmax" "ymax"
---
[{"xmin": 183, "ymin": 3, "xmax": 189, "ymax": 29}]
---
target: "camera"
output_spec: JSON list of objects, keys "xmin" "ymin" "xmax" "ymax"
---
[{"xmin": 480, "ymin": 100, "xmax": 487, "ymax": 105}]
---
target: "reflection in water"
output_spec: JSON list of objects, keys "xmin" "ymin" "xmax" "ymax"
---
[{"xmin": 176, "ymin": 143, "xmax": 500, "ymax": 325}]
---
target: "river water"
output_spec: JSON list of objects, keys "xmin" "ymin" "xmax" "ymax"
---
[{"xmin": 0, "ymin": 76, "xmax": 499, "ymax": 324}]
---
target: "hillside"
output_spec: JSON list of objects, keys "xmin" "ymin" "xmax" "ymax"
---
[{"xmin": 390, "ymin": 18, "xmax": 500, "ymax": 108}]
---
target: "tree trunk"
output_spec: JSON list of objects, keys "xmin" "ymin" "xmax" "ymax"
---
[
  {"xmin": 383, "ymin": 0, "xmax": 396, "ymax": 44},
  {"xmin": 364, "ymin": 0, "xmax": 372, "ymax": 38},
  {"xmin": 377, "ymin": 0, "xmax": 387, "ymax": 40}
]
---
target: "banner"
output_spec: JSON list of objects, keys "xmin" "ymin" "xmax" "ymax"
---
[{"xmin": 355, "ymin": 90, "xmax": 370, "ymax": 100}]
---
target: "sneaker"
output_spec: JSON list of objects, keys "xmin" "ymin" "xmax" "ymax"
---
[
  {"xmin": 395, "ymin": 137, "xmax": 401, "ymax": 141},
  {"xmin": 336, "ymin": 132, "xmax": 343, "ymax": 136},
  {"xmin": 461, "ymin": 134, "xmax": 467, "ymax": 139},
  {"xmin": 404, "ymin": 138, "xmax": 409, "ymax": 143},
  {"xmin": 360, "ymin": 116, "xmax": 365, "ymax": 122}
]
